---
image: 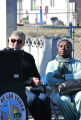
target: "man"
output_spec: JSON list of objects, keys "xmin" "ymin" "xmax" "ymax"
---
[
  {"xmin": 4, "ymin": 30, "xmax": 51, "ymax": 120},
  {"xmin": 46, "ymin": 36, "xmax": 81, "ymax": 120}
]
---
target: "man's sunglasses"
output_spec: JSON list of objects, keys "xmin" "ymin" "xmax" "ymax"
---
[{"xmin": 11, "ymin": 39, "xmax": 23, "ymax": 44}]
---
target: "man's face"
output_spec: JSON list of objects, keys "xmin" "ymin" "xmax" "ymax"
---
[
  {"xmin": 58, "ymin": 40, "xmax": 72, "ymax": 58},
  {"xmin": 10, "ymin": 35, "xmax": 24, "ymax": 50}
]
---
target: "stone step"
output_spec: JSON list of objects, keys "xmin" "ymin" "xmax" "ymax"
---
[{"xmin": 28, "ymin": 115, "xmax": 64, "ymax": 120}]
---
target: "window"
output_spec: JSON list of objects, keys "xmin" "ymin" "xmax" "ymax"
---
[
  {"xmin": 50, "ymin": 0, "xmax": 54, "ymax": 7},
  {"xmin": 31, "ymin": 0, "xmax": 40, "ymax": 11}
]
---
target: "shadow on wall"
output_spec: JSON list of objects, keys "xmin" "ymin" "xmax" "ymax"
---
[{"xmin": 40, "ymin": 36, "xmax": 60, "ymax": 77}]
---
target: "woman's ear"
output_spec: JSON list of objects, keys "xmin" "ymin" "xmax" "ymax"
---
[{"xmin": 70, "ymin": 46, "xmax": 72, "ymax": 53}]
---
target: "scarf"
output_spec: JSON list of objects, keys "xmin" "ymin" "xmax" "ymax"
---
[{"xmin": 56, "ymin": 54, "xmax": 72, "ymax": 74}]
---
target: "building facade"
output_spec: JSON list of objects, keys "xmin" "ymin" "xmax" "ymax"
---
[{"xmin": 17, "ymin": 0, "xmax": 79, "ymax": 26}]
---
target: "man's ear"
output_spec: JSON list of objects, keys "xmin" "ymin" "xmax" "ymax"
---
[{"xmin": 22, "ymin": 41, "xmax": 25, "ymax": 46}]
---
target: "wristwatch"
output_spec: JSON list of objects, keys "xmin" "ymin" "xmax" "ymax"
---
[{"xmin": 62, "ymin": 74, "xmax": 65, "ymax": 80}]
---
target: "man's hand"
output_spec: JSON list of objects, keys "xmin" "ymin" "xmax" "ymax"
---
[
  {"xmin": 32, "ymin": 77, "xmax": 43, "ymax": 86},
  {"xmin": 54, "ymin": 74, "xmax": 65, "ymax": 80}
]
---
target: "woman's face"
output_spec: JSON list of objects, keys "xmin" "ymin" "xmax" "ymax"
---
[
  {"xmin": 10, "ymin": 35, "xmax": 25, "ymax": 50},
  {"xmin": 58, "ymin": 40, "xmax": 72, "ymax": 58}
]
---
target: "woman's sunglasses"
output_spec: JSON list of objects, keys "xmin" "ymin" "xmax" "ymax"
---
[{"xmin": 11, "ymin": 39, "xmax": 23, "ymax": 44}]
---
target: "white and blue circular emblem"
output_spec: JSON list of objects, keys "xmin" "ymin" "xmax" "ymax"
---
[{"xmin": 0, "ymin": 92, "xmax": 26, "ymax": 120}]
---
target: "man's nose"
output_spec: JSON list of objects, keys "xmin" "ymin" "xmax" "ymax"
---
[
  {"xmin": 15, "ymin": 41, "xmax": 18, "ymax": 44},
  {"xmin": 62, "ymin": 46, "xmax": 65, "ymax": 49}
]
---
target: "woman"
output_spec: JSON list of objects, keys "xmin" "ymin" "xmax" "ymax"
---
[{"xmin": 46, "ymin": 36, "xmax": 81, "ymax": 120}]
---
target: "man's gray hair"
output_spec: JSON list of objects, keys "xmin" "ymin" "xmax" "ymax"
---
[{"xmin": 10, "ymin": 30, "xmax": 26, "ymax": 41}]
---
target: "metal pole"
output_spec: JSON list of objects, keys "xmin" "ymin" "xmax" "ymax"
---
[
  {"xmin": 69, "ymin": 23, "xmax": 72, "ymax": 39},
  {"xmin": 41, "ymin": 0, "xmax": 42, "ymax": 8},
  {"xmin": 40, "ymin": 6, "xmax": 42, "ymax": 22},
  {"xmin": 40, "ymin": 0, "xmax": 42, "ymax": 23}
]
